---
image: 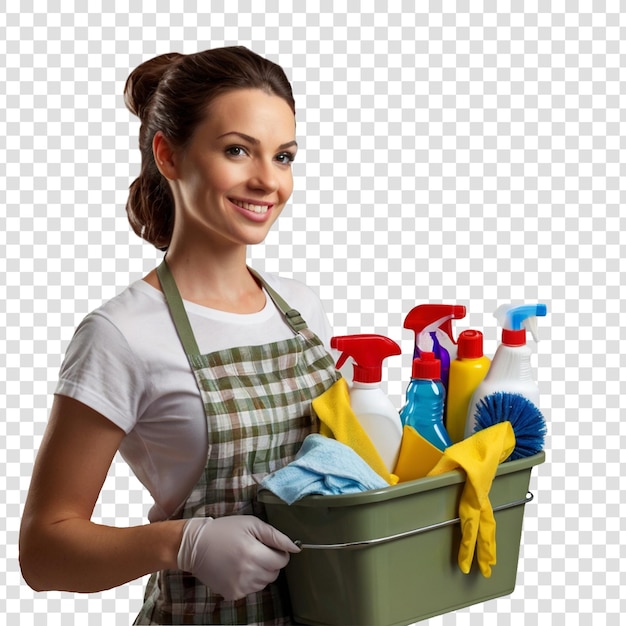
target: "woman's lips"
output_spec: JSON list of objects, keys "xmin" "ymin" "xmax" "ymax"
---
[
  {"xmin": 229, "ymin": 198, "xmax": 274, "ymax": 221},
  {"xmin": 230, "ymin": 198, "xmax": 272, "ymax": 214}
]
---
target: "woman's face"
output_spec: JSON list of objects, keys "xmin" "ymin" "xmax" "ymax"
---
[{"xmin": 166, "ymin": 88, "xmax": 297, "ymax": 251}]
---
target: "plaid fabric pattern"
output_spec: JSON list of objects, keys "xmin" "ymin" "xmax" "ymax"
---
[
  {"xmin": 135, "ymin": 281, "xmax": 339, "ymax": 624},
  {"xmin": 185, "ymin": 331, "xmax": 339, "ymax": 518}
]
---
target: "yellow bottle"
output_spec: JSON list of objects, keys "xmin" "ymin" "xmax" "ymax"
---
[{"xmin": 445, "ymin": 330, "xmax": 491, "ymax": 443}]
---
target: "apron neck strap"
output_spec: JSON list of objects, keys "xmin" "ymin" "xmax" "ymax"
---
[
  {"xmin": 157, "ymin": 260, "xmax": 308, "ymax": 357},
  {"xmin": 247, "ymin": 267, "xmax": 308, "ymax": 333},
  {"xmin": 157, "ymin": 259, "xmax": 201, "ymax": 357}
]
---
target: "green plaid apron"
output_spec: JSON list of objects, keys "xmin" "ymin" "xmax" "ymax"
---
[{"xmin": 134, "ymin": 260, "xmax": 339, "ymax": 625}]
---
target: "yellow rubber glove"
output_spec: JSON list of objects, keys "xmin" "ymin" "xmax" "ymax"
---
[
  {"xmin": 394, "ymin": 425, "xmax": 443, "ymax": 482},
  {"xmin": 311, "ymin": 377, "xmax": 398, "ymax": 485},
  {"xmin": 427, "ymin": 422, "xmax": 515, "ymax": 577}
]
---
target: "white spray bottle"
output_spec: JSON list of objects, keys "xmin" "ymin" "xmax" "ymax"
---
[
  {"xmin": 464, "ymin": 303, "xmax": 548, "ymax": 438},
  {"xmin": 331, "ymin": 334, "xmax": 403, "ymax": 473}
]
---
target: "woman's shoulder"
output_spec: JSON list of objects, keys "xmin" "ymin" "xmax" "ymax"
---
[
  {"xmin": 60, "ymin": 281, "xmax": 175, "ymax": 373},
  {"xmin": 255, "ymin": 269, "xmax": 330, "ymax": 320},
  {"xmin": 253, "ymin": 269, "xmax": 333, "ymax": 347},
  {"xmin": 81, "ymin": 279, "xmax": 167, "ymax": 332},
  {"xmin": 254, "ymin": 270, "xmax": 322, "ymax": 304}
]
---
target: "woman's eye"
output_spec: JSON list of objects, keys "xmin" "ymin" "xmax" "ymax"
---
[
  {"xmin": 226, "ymin": 146, "xmax": 247, "ymax": 157},
  {"xmin": 276, "ymin": 152, "xmax": 296, "ymax": 165}
]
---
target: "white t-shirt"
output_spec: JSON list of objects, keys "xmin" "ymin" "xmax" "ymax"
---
[{"xmin": 55, "ymin": 271, "xmax": 335, "ymax": 522}]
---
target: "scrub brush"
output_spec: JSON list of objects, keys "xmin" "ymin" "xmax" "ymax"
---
[{"xmin": 471, "ymin": 391, "xmax": 546, "ymax": 461}]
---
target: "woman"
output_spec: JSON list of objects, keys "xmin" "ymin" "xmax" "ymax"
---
[{"xmin": 19, "ymin": 47, "xmax": 341, "ymax": 624}]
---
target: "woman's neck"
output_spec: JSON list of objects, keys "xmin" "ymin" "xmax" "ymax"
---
[{"xmin": 146, "ymin": 242, "xmax": 267, "ymax": 314}]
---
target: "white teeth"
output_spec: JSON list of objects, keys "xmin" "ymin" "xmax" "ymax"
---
[{"xmin": 234, "ymin": 200, "xmax": 269, "ymax": 214}]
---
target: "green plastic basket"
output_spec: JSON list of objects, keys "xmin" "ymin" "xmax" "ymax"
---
[{"xmin": 259, "ymin": 451, "xmax": 545, "ymax": 626}]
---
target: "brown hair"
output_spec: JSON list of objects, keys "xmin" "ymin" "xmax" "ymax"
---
[{"xmin": 123, "ymin": 47, "xmax": 296, "ymax": 250}]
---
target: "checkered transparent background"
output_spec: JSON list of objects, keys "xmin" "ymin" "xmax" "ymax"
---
[{"xmin": 1, "ymin": 2, "xmax": 624, "ymax": 624}]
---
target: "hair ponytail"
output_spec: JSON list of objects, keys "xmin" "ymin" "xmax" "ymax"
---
[{"xmin": 124, "ymin": 52, "xmax": 182, "ymax": 250}]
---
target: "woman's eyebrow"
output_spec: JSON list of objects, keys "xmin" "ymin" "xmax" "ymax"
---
[
  {"xmin": 278, "ymin": 140, "xmax": 298, "ymax": 150},
  {"xmin": 217, "ymin": 131, "xmax": 297, "ymax": 151}
]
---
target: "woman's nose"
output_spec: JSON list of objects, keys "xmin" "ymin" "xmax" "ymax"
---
[{"xmin": 247, "ymin": 160, "xmax": 279, "ymax": 192}]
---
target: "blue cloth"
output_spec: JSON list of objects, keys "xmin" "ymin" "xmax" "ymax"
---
[{"xmin": 260, "ymin": 434, "xmax": 388, "ymax": 504}]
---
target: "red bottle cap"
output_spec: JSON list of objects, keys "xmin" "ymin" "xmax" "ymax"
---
[
  {"xmin": 502, "ymin": 328, "xmax": 526, "ymax": 347},
  {"xmin": 457, "ymin": 329, "xmax": 484, "ymax": 359},
  {"xmin": 411, "ymin": 352, "xmax": 441, "ymax": 380}
]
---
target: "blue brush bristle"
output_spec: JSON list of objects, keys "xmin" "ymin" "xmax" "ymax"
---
[{"xmin": 472, "ymin": 392, "xmax": 546, "ymax": 461}]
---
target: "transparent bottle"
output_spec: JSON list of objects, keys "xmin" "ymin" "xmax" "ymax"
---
[{"xmin": 400, "ymin": 352, "xmax": 452, "ymax": 451}]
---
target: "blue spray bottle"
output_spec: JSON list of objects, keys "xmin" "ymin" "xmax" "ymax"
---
[{"xmin": 399, "ymin": 351, "xmax": 452, "ymax": 450}]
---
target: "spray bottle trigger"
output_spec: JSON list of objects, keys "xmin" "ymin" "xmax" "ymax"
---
[
  {"xmin": 417, "ymin": 314, "xmax": 453, "ymax": 353},
  {"xmin": 335, "ymin": 353, "xmax": 349, "ymax": 370},
  {"xmin": 524, "ymin": 317, "xmax": 539, "ymax": 343}
]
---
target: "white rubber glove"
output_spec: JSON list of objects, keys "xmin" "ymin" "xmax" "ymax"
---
[{"xmin": 177, "ymin": 515, "xmax": 301, "ymax": 601}]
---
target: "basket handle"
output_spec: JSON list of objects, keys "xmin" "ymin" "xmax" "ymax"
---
[{"xmin": 294, "ymin": 491, "xmax": 534, "ymax": 551}]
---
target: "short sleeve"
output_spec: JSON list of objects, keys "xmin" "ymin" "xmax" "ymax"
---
[{"xmin": 54, "ymin": 312, "xmax": 147, "ymax": 434}]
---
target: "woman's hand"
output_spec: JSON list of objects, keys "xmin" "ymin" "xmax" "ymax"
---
[{"xmin": 177, "ymin": 515, "xmax": 301, "ymax": 600}]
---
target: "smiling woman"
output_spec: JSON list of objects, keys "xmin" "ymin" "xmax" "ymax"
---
[
  {"xmin": 153, "ymin": 88, "xmax": 297, "ymax": 265},
  {"xmin": 19, "ymin": 47, "xmax": 341, "ymax": 626},
  {"xmin": 124, "ymin": 47, "xmax": 296, "ymax": 252}
]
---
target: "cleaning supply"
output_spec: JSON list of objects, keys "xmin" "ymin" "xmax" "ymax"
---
[
  {"xmin": 472, "ymin": 391, "xmax": 547, "ymax": 460},
  {"xmin": 446, "ymin": 330, "xmax": 491, "ymax": 443},
  {"xmin": 427, "ymin": 421, "xmax": 516, "ymax": 578},
  {"xmin": 311, "ymin": 377, "xmax": 398, "ymax": 485},
  {"xmin": 465, "ymin": 303, "xmax": 547, "ymax": 438},
  {"xmin": 330, "ymin": 334, "xmax": 403, "ymax": 474},
  {"xmin": 260, "ymin": 434, "xmax": 389, "ymax": 504},
  {"xmin": 403, "ymin": 304, "xmax": 466, "ymax": 391},
  {"xmin": 393, "ymin": 424, "xmax": 444, "ymax": 481},
  {"xmin": 399, "ymin": 351, "xmax": 452, "ymax": 451}
]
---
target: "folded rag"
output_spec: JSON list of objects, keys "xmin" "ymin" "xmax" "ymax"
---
[
  {"xmin": 427, "ymin": 422, "xmax": 515, "ymax": 578},
  {"xmin": 260, "ymin": 434, "xmax": 389, "ymax": 504},
  {"xmin": 311, "ymin": 377, "xmax": 398, "ymax": 485}
]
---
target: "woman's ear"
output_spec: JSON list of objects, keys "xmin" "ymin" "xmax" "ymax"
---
[{"xmin": 153, "ymin": 131, "xmax": 178, "ymax": 180}]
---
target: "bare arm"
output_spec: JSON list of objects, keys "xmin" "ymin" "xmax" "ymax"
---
[{"xmin": 19, "ymin": 395, "xmax": 186, "ymax": 593}]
